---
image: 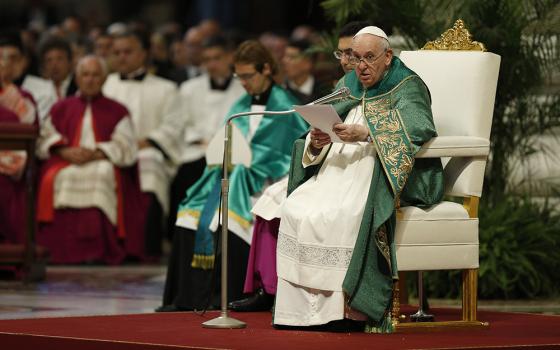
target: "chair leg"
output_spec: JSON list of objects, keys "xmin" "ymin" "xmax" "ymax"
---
[
  {"xmin": 410, "ymin": 271, "xmax": 434, "ymax": 322},
  {"xmin": 462, "ymin": 269, "xmax": 478, "ymax": 321},
  {"xmin": 395, "ymin": 268, "xmax": 487, "ymax": 332}
]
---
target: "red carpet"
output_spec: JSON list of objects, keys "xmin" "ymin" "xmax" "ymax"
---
[{"xmin": 0, "ymin": 307, "xmax": 559, "ymax": 350}]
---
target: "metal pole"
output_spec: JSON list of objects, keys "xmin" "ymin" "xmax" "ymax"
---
[
  {"xmin": 410, "ymin": 271, "xmax": 434, "ymax": 322},
  {"xmin": 203, "ymin": 121, "xmax": 246, "ymax": 328},
  {"xmin": 201, "ymin": 109, "xmax": 295, "ymax": 329}
]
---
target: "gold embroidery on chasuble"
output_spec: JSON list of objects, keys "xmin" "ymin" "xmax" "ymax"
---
[
  {"xmin": 364, "ymin": 98, "xmax": 414, "ymax": 199},
  {"xmin": 375, "ymin": 224, "xmax": 392, "ymax": 271}
]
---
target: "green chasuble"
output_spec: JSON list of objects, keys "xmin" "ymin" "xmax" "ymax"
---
[
  {"xmin": 177, "ymin": 85, "xmax": 308, "ymax": 269},
  {"xmin": 287, "ymin": 57, "xmax": 444, "ymax": 332}
]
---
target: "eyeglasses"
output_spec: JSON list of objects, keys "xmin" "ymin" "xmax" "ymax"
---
[
  {"xmin": 348, "ymin": 50, "xmax": 386, "ymax": 66},
  {"xmin": 333, "ymin": 49, "xmax": 352, "ymax": 60},
  {"xmin": 233, "ymin": 71, "xmax": 258, "ymax": 81}
]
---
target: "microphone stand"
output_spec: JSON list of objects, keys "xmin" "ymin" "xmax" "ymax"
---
[
  {"xmin": 202, "ymin": 109, "xmax": 294, "ymax": 329},
  {"xmin": 202, "ymin": 86, "xmax": 349, "ymax": 328}
]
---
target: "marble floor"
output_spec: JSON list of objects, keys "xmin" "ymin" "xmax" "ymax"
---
[
  {"xmin": 0, "ymin": 265, "xmax": 166, "ymax": 320},
  {"xmin": 0, "ymin": 265, "xmax": 558, "ymax": 320}
]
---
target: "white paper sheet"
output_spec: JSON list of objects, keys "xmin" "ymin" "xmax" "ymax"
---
[{"xmin": 294, "ymin": 105, "xmax": 344, "ymax": 143}]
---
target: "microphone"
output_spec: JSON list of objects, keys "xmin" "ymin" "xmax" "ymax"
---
[
  {"xmin": 225, "ymin": 87, "xmax": 352, "ymax": 125},
  {"xmin": 306, "ymin": 87, "xmax": 351, "ymax": 106}
]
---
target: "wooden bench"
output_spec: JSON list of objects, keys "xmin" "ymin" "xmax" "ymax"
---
[{"xmin": 0, "ymin": 122, "xmax": 48, "ymax": 282}]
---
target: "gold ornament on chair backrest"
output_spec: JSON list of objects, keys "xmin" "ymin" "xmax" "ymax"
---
[{"xmin": 422, "ymin": 19, "xmax": 486, "ymax": 52}]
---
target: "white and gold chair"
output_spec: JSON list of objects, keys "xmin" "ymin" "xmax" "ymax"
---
[{"xmin": 394, "ymin": 20, "xmax": 501, "ymax": 331}]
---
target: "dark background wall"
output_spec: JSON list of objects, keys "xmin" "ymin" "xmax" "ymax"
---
[{"xmin": 0, "ymin": 0, "xmax": 329, "ymax": 34}]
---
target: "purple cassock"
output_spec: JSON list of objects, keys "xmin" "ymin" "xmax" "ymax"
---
[
  {"xmin": 36, "ymin": 95, "xmax": 147, "ymax": 264},
  {"xmin": 0, "ymin": 105, "xmax": 29, "ymax": 244},
  {"xmin": 243, "ymin": 216, "xmax": 280, "ymax": 295}
]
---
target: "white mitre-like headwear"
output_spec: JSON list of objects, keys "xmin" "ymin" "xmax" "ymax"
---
[{"xmin": 353, "ymin": 26, "xmax": 389, "ymax": 41}]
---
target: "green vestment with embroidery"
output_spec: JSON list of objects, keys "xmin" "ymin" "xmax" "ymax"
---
[
  {"xmin": 177, "ymin": 85, "xmax": 308, "ymax": 269},
  {"xmin": 287, "ymin": 57, "xmax": 444, "ymax": 332}
]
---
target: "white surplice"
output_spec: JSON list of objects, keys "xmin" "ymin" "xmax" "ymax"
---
[
  {"xmin": 103, "ymin": 73, "xmax": 181, "ymax": 213},
  {"xmin": 175, "ymin": 103, "xmax": 266, "ymax": 245},
  {"xmin": 37, "ymin": 105, "xmax": 137, "ymax": 224},
  {"xmin": 251, "ymin": 176, "xmax": 288, "ymax": 220},
  {"xmin": 178, "ymin": 74, "xmax": 245, "ymax": 164},
  {"xmin": 251, "ymin": 75, "xmax": 318, "ymax": 220},
  {"xmin": 275, "ymin": 105, "xmax": 376, "ymax": 326},
  {"xmin": 21, "ymin": 75, "xmax": 57, "ymax": 121}
]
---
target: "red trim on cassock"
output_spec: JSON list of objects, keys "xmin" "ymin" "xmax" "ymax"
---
[
  {"xmin": 37, "ymin": 114, "xmax": 85, "ymax": 222},
  {"xmin": 37, "ymin": 95, "xmax": 141, "ymax": 251}
]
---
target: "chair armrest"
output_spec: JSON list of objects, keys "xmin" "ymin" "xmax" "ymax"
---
[{"xmin": 415, "ymin": 136, "xmax": 489, "ymax": 158}]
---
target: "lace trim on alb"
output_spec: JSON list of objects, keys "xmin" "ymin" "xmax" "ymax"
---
[{"xmin": 277, "ymin": 232, "xmax": 353, "ymax": 268}]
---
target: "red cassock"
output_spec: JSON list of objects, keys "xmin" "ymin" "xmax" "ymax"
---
[
  {"xmin": 0, "ymin": 87, "xmax": 38, "ymax": 245},
  {"xmin": 0, "ymin": 105, "xmax": 28, "ymax": 244},
  {"xmin": 37, "ymin": 95, "xmax": 147, "ymax": 264}
]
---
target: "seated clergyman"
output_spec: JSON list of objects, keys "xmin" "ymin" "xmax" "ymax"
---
[
  {"xmin": 228, "ymin": 21, "xmax": 370, "ymax": 313},
  {"xmin": 158, "ymin": 40, "xmax": 308, "ymax": 312},
  {"xmin": 274, "ymin": 26, "xmax": 444, "ymax": 333},
  {"xmin": 36, "ymin": 55, "xmax": 144, "ymax": 264}
]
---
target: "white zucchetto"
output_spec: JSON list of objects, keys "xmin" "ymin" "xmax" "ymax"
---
[{"xmin": 354, "ymin": 26, "xmax": 389, "ymax": 41}]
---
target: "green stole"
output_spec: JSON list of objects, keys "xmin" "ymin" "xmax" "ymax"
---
[
  {"xmin": 177, "ymin": 85, "xmax": 308, "ymax": 269},
  {"xmin": 287, "ymin": 57, "xmax": 444, "ymax": 332}
]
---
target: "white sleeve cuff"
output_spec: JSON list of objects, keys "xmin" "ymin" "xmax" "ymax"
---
[{"xmin": 302, "ymin": 135, "xmax": 329, "ymax": 168}]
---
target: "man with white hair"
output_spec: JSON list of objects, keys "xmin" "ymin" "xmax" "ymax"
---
[
  {"xmin": 274, "ymin": 26, "xmax": 444, "ymax": 332},
  {"xmin": 36, "ymin": 55, "xmax": 144, "ymax": 264}
]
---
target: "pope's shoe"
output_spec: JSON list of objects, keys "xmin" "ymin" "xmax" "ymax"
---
[{"xmin": 228, "ymin": 288, "xmax": 274, "ymax": 312}]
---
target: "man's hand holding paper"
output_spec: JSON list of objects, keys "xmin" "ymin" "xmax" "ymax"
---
[
  {"xmin": 294, "ymin": 105, "xmax": 344, "ymax": 143},
  {"xmin": 309, "ymin": 128, "xmax": 331, "ymax": 153},
  {"xmin": 295, "ymin": 105, "xmax": 370, "ymax": 146},
  {"xmin": 332, "ymin": 123, "xmax": 370, "ymax": 143}
]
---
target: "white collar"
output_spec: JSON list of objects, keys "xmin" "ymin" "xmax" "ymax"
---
[
  {"xmin": 57, "ymin": 74, "xmax": 72, "ymax": 98},
  {"xmin": 288, "ymin": 75, "xmax": 314, "ymax": 96}
]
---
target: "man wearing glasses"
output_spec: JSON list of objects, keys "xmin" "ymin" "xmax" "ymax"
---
[
  {"xmin": 334, "ymin": 21, "xmax": 372, "ymax": 74},
  {"xmin": 274, "ymin": 26, "xmax": 443, "ymax": 333},
  {"xmin": 158, "ymin": 40, "xmax": 308, "ymax": 312}
]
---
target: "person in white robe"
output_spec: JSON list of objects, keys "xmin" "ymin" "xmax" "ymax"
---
[
  {"xmin": 167, "ymin": 35, "xmax": 245, "ymax": 235},
  {"xmin": 103, "ymin": 31, "xmax": 183, "ymax": 256}
]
